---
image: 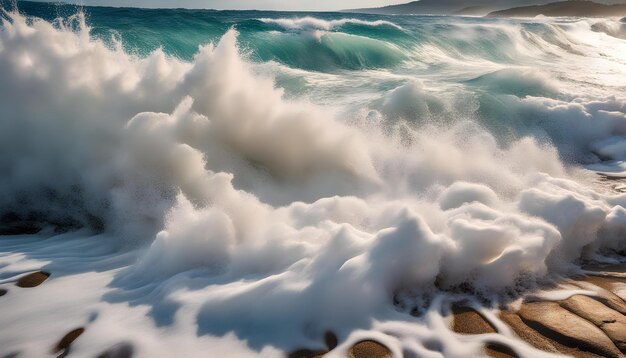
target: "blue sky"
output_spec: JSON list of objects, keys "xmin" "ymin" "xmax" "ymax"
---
[{"xmin": 29, "ymin": 0, "xmax": 409, "ymax": 10}]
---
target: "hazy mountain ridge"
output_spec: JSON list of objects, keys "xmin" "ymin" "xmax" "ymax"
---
[
  {"xmin": 452, "ymin": 5, "xmax": 493, "ymax": 15},
  {"xmin": 344, "ymin": 0, "xmax": 626, "ymax": 15},
  {"xmin": 488, "ymin": 0, "xmax": 626, "ymax": 17},
  {"xmin": 345, "ymin": 0, "xmax": 547, "ymax": 14}
]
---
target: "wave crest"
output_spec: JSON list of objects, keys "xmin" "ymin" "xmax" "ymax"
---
[{"xmin": 258, "ymin": 17, "xmax": 403, "ymax": 31}]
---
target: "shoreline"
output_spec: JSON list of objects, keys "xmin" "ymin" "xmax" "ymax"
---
[{"xmin": 3, "ymin": 247, "xmax": 622, "ymax": 357}]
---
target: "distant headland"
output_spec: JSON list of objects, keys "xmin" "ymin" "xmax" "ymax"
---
[
  {"xmin": 344, "ymin": 0, "xmax": 626, "ymax": 17},
  {"xmin": 488, "ymin": 1, "xmax": 626, "ymax": 17}
]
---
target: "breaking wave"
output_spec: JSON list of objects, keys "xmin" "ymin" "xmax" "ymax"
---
[
  {"xmin": 257, "ymin": 17, "xmax": 403, "ymax": 31},
  {"xmin": 1, "ymin": 5, "xmax": 626, "ymax": 358}
]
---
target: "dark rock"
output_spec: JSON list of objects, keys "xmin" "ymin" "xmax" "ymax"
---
[
  {"xmin": 0, "ymin": 289, "xmax": 7, "ymax": 297},
  {"xmin": 486, "ymin": 343, "xmax": 518, "ymax": 358},
  {"xmin": 324, "ymin": 331, "xmax": 338, "ymax": 350},
  {"xmin": 54, "ymin": 327, "xmax": 85, "ymax": 354},
  {"xmin": 16, "ymin": 271, "xmax": 50, "ymax": 288}
]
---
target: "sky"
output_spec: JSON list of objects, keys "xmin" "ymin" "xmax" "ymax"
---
[{"xmin": 27, "ymin": 0, "xmax": 410, "ymax": 11}]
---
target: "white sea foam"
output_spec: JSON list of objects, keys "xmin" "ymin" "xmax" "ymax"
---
[
  {"xmin": 592, "ymin": 19, "xmax": 626, "ymax": 40},
  {"xmin": 258, "ymin": 17, "xmax": 403, "ymax": 31},
  {"xmin": 0, "ymin": 11, "xmax": 625, "ymax": 358}
]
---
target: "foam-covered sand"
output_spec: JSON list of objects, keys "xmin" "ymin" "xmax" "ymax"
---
[{"xmin": 0, "ymin": 7, "xmax": 626, "ymax": 358}]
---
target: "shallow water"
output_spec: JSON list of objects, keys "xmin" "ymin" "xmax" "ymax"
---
[{"xmin": 0, "ymin": 1, "xmax": 625, "ymax": 357}]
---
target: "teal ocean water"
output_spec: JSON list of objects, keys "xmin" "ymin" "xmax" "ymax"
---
[
  {"xmin": 0, "ymin": 1, "xmax": 625, "ymax": 357},
  {"xmin": 9, "ymin": 0, "xmax": 624, "ymax": 71}
]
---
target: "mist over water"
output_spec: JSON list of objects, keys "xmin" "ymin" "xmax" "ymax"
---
[{"xmin": 0, "ymin": 2, "xmax": 626, "ymax": 357}]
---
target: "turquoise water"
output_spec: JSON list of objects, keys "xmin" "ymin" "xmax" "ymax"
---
[
  {"xmin": 1, "ymin": 0, "xmax": 580, "ymax": 71},
  {"xmin": 5, "ymin": 1, "xmax": 414, "ymax": 69},
  {"xmin": 6, "ymin": 1, "xmax": 624, "ymax": 107}
]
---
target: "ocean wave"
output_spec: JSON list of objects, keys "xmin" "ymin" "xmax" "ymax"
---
[
  {"xmin": 257, "ymin": 17, "xmax": 403, "ymax": 31},
  {"xmin": 591, "ymin": 19, "xmax": 626, "ymax": 40},
  {"xmin": 253, "ymin": 30, "xmax": 407, "ymax": 71},
  {"xmin": 1, "ymin": 8, "xmax": 626, "ymax": 358},
  {"xmin": 466, "ymin": 68, "xmax": 561, "ymax": 98}
]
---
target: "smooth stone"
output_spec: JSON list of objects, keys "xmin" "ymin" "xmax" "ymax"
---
[
  {"xmin": 501, "ymin": 311, "xmax": 604, "ymax": 358},
  {"xmin": 578, "ymin": 263, "xmax": 626, "ymax": 302},
  {"xmin": 451, "ymin": 307, "xmax": 519, "ymax": 357},
  {"xmin": 54, "ymin": 327, "xmax": 85, "ymax": 353},
  {"xmin": 349, "ymin": 340, "xmax": 392, "ymax": 358},
  {"xmin": 518, "ymin": 301, "xmax": 622, "ymax": 358},
  {"xmin": 16, "ymin": 271, "xmax": 50, "ymax": 288},
  {"xmin": 485, "ymin": 343, "xmax": 518, "ymax": 358},
  {"xmin": 499, "ymin": 312, "xmax": 562, "ymax": 355},
  {"xmin": 324, "ymin": 331, "xmax": 338, "ymax": 350},
  {"xmin": 560, "ymin": 295, "xmax": 626, "ymax": 352},
  {"xmin": 583, "ymin": 287, "xmax": 626, "ymax": 315},
  {"xmin": 0, "ymin": 288, "xmax": 7, "ymax": 297},
  {"xmin": 452, "ymin": 306, "xmax": 496, "ymax": 335},
  {"xmin": 581, "ymin": 275, "xmax": 626, "ymax": 303}
]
